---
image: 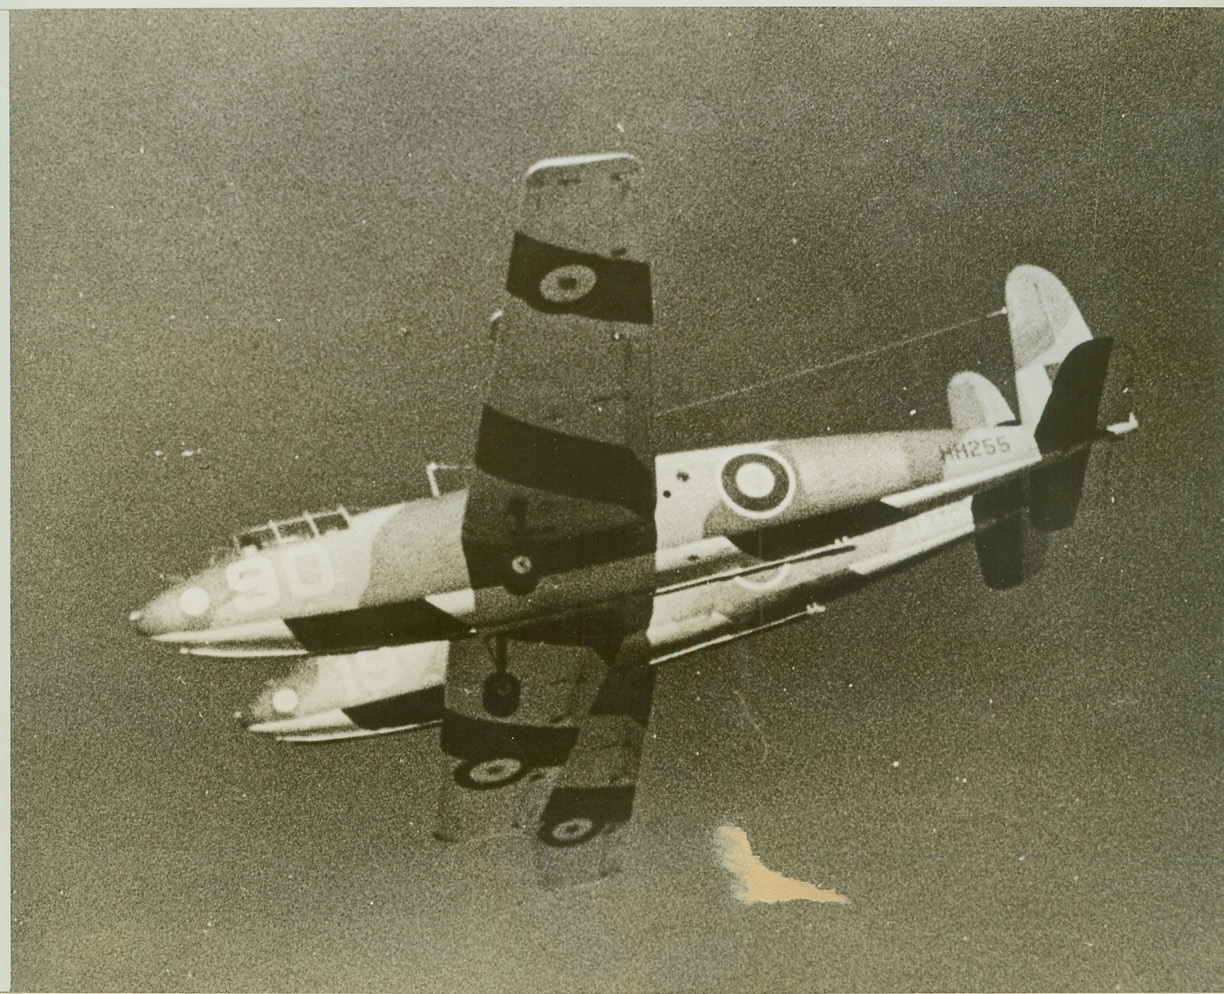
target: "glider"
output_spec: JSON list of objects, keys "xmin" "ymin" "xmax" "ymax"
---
[{"xmin": 133, "ymin": 154, "xmax": 1135, "ymax": 883}]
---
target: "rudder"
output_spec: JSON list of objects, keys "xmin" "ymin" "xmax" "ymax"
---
[
  {"xmin": 945, "ymin": 371, "xmax": 1046, "ymax": 589},
  {"xmin": 1028, "ymin": 336, "xmax": 1113, "ymax": 531}
]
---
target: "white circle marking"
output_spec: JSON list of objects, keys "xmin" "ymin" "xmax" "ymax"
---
[
  {"xmin": 735, "ymin": 461, "xmax": 777, "ymax": 499},
  {"xmin": 271, "ymin": 687, "xmax": 299, "ymax": 714},
  {"xmin": 734, "ymin": 563, "xmax": 793, "ymax": 592},
  {"xmin": 178, "ymin": 586, "xmax": 211, "ymax": 617},
  {"xmin": 539, "ymin": 265, "xmax": 597, "ymax": 303},
  {"xmin": 715, "ymin": 449, "xmax": 798, "ymax": 520}
]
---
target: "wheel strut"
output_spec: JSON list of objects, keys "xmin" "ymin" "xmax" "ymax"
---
[{"xmin": 482, "ymin": 635, "xmax": 521, "ymax": 717}]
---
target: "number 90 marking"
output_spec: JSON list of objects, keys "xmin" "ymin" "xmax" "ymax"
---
[
  {"xmin": 227, "ymin": 557, "xmax": 279, "ymax": 613},
  {"xmin": 226, "ymin": 547, "xmax": 335, "ymax": 613},
  {"xmin": 282, "ymin": 545, "xmax": 335, "ymax": 599}
]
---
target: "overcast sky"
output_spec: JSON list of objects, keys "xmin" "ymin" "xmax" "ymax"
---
[{"xmin": 11, "ymin": 9, "xmax": 1221, "ymax": 992}]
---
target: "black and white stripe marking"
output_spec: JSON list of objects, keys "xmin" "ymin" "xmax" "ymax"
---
[{"xmin": 505, "ymin": 232, "xmax": 652, "ymax": 324}]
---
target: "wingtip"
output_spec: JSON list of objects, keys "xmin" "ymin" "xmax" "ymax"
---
[
  {"xmin": 524, "ymin": 152, "xmax": 640, "ymax": 182},
  {"xmin": 1104, "ymin": 412, "xmax": 1140, "ymax": 438}
]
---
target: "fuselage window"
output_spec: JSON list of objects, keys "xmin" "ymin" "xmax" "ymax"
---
[
  {"xmin": 312, "ymin": 511, "xmax": 349, "ymax": 534},
  {"xmin": 277, "ymin": 518, "xmax": 315, "ymax": 543},
  {"xmin": 237, "ymin": 526, "xmax": 276, "ymax": 552}
]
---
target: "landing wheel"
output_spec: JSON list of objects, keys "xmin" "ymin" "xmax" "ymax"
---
[
  {"xmin": 538, "ymin": 816, "xmax": 604, "ymax": 848},
  {"xmin": 454, "ymin": 757, "xmax": 529, "ymax": 791},
  {"xmin": 482, "ymin": 671, "xmax": 521, "ymax": 717}
]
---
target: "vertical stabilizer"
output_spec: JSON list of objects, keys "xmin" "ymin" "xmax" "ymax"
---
[
  {"xmin": 947, "ymin": 371, "xmax": 1015, "ymax": 431},
  {"xmin": 1027, "ymin": 336, "xmax": 1113, "ymax": 531},
  {"xmin": 1033, "ymin": 337, "xmax": 1113, "ymax": 455},
  {"xmin": 945, "ymin": 372, "xmax": 1040, "ymax": 589},
  {"xmin": 1006, "ymin": 265, "xmax": 1093, "ymax": 427}
]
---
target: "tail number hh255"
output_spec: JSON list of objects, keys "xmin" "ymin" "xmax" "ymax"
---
[{"xmin": 940, "ymin": 436, "xmax": 1012, "ymax": 462}]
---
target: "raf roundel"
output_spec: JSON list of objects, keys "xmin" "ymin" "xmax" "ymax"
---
[
  {"xmin": 540, "ymin": 816, "xmax": 601, "ymax": 848},
  {"xmin": 538, "ymin": 264, "xmax": 598, "ymax": 303},
  {"xmin": 717, "ymin": 449, "xmax": 797, "ymax": 519}
]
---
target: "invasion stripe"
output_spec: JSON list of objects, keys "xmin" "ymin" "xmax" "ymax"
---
[
  {"xmin": 462, "ymin": 521, "xmax": 655, "ymax": 594},
  {"xmin": 505, "ymin": 232, "xmax": 652, "ymax": 325},
  {"xmin": 474, "ymin": 405, "xmax": 656, "ymax": 520},
  {"xmin": 284, "ymin": 598, "xmax": 469, "ymax": 654},
  {"xmin": 440, "ymin": 710, "xmax": 580, "ymax": 769},
  {"xmin": 344, "ymin": 685, "xmax": 446, "ymax": 731},
  {"xmin": 539, "ymin": 784, "xmax": 636, "ymax": 832}
]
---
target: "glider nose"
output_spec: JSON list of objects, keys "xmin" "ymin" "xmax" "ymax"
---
[
  {"xmin": 130, "ymin": 588, "xmax": 192, "ymax": 639},
  {"xmin": 130, "ymin": 596, "xmax": 169, "ymax": 638}
]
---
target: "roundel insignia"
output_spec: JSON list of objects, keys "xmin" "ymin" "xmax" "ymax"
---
[
  {"xmin": 717, "ymin": 450, "xmax": 796, "ymax": 519},
  {"xmin": 467, "ymin": 757, "xmax": 523, "ymax": 786},
  {"xmin": 540, "ymin": 816, "xmax": 602, "ymax": 848},
  {"xmin": 539, "ymin": 264, "xmax": 597, "ymax": 303}
]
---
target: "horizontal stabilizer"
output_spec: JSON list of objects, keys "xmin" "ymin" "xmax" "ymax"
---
[
  {"xmin": 948, "ymin": 371, "xmax": 1015, "ymax": 431},
  {"xmin": 1007, "ymin": 265, "xmax": 1093, "ymax": 427}
]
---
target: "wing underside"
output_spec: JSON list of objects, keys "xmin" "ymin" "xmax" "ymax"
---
[
  {"xmin": 439, "ymin": 154, "xmax": 661, "ymax": 883},
  {"xmin": 461, "ymin": 153, "xmax": 656, "ymax": 600},
  {"xmin": 436, "ymin": 636, "xmax": 656, "ymax": 885}
]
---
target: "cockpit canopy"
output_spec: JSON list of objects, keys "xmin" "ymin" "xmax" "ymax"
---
[{"xmin": 233, "ymin": 507, "xmax": 351, "ymax": 553}]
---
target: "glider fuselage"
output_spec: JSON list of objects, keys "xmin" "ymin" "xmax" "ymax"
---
[{"xmin": 133, "ymin": 423, "xmax": 1043, "ymax": 658}]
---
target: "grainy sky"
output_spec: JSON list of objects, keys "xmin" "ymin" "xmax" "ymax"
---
[{"xmin": 11, "ymin": 8, "xmax": 1222, "ymax": 992}]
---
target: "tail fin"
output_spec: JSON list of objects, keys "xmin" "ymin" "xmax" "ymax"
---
[
  {"xmin": 1004, "ymin": 266, "xmax": 1114, "ymax": 532},
  {"xmin": 971, "ymin": 478, "xmax": 1046, "ymax": 589},
  {"xmin": 945, "ymin": 372, "xmax": 1046, "ymax": 589},
  {"xmin": 1006, "ymin": 265, "xmax": 1093, "ymax": 427},
  {"xmin": 1033, "ymin": 337, "xmax": 1113, "ymax": 455},
  {"xmin": 1027, "ymin": 337, "xmax": 1113, "ymax": 532}
]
